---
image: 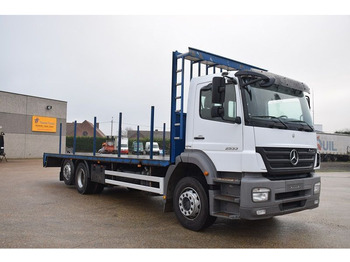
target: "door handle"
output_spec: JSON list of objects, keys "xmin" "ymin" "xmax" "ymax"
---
[{"xmin": 194, "ymin": 136, "xmax": 205, "ymax": 140}]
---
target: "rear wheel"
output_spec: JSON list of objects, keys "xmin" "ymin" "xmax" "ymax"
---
[
  {"xmin": 62, "ymin": 159, "xmax": 75, "ymax": 185},
  {"xmin": 75, "ymin": 162, "xmax": 94, "ymax": 194},
  {"xmin": 173, "ymin": 176, "xmax": 216, "ymax": 231}
]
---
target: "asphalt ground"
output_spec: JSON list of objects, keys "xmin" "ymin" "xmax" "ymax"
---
[{"xmin": 0, "ymin": 159, "xmax": 349, "ymax": 249}]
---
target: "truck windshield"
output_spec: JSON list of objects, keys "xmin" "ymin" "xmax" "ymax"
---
[{"xmin": 242, "ymin": 81, "xmax": 314, "ymax": 131}]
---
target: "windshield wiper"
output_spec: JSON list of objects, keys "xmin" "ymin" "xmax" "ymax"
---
[
  {"xmin": 251, "ymin": 115, "xmax": 288, "ymax": 129},
  {"xmin": 286, "ymin": 120, "xmax": 314, "ymax": 132}
]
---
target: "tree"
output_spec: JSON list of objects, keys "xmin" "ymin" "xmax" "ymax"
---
[{"xmin": 335, "ymin": 129, "xmax": 350, "ymax": 135}]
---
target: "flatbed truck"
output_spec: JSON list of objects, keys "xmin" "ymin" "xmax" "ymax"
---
[{"xmin": 44, "ymin": 48, "xmax": 321, "ymax": 231}]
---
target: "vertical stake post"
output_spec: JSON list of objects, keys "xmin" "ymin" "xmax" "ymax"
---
[
  {"xmin": 59, "ymin": 123, "xmax": 62, "ymax": 154},
  {"xmin": 150, "ymin": 106, "xmax": 154, "ymax": 159},
  {"xmin": 73, "ymin": 121, "xmax": 77, "ymax": 155},
  {"xmin": 162, "ymin": 123, "xmax": 166, "ymax": 157},
  {"xmin": 118, "ymin": 112, "xmax": 122, "ymax": 158},
  {"xmin": 137, "ymin": 125, "xmax": 140, "ymax": 156},
  {"xmin": 93, "ymin": 117, "xmax": 97, "ymax": 156}
]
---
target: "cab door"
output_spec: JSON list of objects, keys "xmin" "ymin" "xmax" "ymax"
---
[{"xmin": 189, "ymin": 81, "xmax": 243, "ymax": 172}]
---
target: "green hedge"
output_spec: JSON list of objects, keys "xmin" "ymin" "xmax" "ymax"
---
[
  {"xmin": 66, "ymin": 136, "xmax": 171, "ymax": 153},
  {"xmin": 66, "ymin": 136, "xmax": 107, "ymax": 152}
]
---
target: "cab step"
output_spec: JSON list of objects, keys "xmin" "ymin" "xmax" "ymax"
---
[
  {"xmin": 213, "ymin": 212, "xmax": 240, "ymax": 219},
  {"xmin": 214, "ymin": 194, "xmax": 240, "ymax": 204}
]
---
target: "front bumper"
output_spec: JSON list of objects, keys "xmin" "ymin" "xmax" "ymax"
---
[{"xmin": 239, "ymin": 173, "xmax": 320, "ymax": 220}]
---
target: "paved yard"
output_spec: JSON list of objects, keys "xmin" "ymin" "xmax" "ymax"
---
[{"xmin": 0, "ymin": 159, "xmax": 349, "ymax": 248}]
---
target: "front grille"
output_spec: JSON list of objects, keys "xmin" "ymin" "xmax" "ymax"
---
[{"xmin": 256, "ymin": 147, "xmax": 316, "ymax": 179}]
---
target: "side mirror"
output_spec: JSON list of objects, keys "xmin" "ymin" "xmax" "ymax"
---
[
  {"xmin": 212, "ymin": 77, "xmax": 225, "ymax": 104},
  {"xmin": 234, "ymin": 116, "xmax": 242, "ymax": 124},
  {"xmin": 211, "ymin": 105, "xmax": 224, "ymax": 118}
]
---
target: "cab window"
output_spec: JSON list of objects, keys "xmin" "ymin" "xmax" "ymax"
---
[{"xmin": 200, "ymin": 84, "xmax": 237, "ymax": 122}]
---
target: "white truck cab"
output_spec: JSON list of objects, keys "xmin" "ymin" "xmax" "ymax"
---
[
  {"xmin": 166, "ymin": 66, "xmax": 320, "ymax": 226},
  {"xmin": 186, "ymin": 70, "xmax": 317, "ymax": 174}
]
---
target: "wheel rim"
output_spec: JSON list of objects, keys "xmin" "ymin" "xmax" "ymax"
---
[
  {"xmin": 178, "ymin": 187, "xmax": 201, "ymax": 219},
  {"xmin": 63, "ymin": 164, "xmax": 71, "ymax": 180},
  {"xmin": 77, "ymin": 168, "xmax": 85, "ymax": 188}
]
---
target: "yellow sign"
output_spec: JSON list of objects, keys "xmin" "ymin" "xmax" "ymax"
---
[{"xmin": 32, "ymin": 116, "xmax": 57, "ymax": 133}]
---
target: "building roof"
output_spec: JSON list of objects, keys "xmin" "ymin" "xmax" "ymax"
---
[
  {"xmin": 66, "ymin": 120, "xmax": 106, "ymax": 137},
  {"xmin": 0, "ymin": 90, "xmax": 67, "ymax": 103}
]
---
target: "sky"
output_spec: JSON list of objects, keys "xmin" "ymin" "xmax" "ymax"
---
[{"xmin": 0, "ymin": 12, "xmax": 350, "ymax": 135}]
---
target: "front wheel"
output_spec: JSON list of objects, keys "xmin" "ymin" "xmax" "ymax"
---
[{"xmin": 173, "ymin": 177, "xmax": 216, "ymax": 231}]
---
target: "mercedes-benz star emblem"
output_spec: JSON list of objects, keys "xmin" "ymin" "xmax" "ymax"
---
[{"xmin": 290, "ymin": 149, "xmax": 299, "ymax": 166}]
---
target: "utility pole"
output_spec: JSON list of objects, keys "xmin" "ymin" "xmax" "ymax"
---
[{"xmin": 111, "ymin": 117, "xmax": 113, "ymax": 137}]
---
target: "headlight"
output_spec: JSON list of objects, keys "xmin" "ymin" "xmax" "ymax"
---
[
  {"xmin": 314, "ymin": 182, "xmax": 321, "ymax": 194},
  {"xmin": 252, "ymin": 188, "xmax": 270, "ymax": 202}
]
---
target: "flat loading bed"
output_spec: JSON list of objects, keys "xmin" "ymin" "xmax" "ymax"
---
[
  {"xmin": 44, "ymin": 152, "xmax": 170, "ymax": 167},
  {"xmin": 44, "ymin": 152, "xmax": 170, "ymax": 195}
]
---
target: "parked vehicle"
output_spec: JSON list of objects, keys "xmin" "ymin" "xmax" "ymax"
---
[
  {"xmin": 98, "ymin": 136, "xmax": 116, "ymax": 154},
  {"xmin": 119, "ymin": 137, "xmax": 129, "ymax": 155},
  {"xmin": 43, "ymin": 48, "xmax": 320, "ymax": 231},
  {"xmin": 145, "ymin": 142, "xmax": 160, "ymax": 155},
  {"xmin": 132, "ymin": 141, "xmax": 144, "ymax": 155},
  {"xmin": 98, "ymin": 136, "xmax": 128, "ymax": 154}
]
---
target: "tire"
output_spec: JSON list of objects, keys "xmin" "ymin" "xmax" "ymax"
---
[
  {"xmin": 75, "ymin": 162, "xmax": 94, "ymax": 194},
  {"xmin": 173, "ymin": 176, "xmax": 216, "ymax": 231},
  {"xmin": 62, "ymin": 159, "xmax": 75, "ymax": 185}
]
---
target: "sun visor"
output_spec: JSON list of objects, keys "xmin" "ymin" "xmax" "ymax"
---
[{"xmin": 236, "ymin": 69, "xmax": 310, "ymax": 93}]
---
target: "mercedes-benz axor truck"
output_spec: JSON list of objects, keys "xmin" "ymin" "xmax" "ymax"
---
[{"xmin": 43, "ymin": 48, "xmax": 321, "ymax": 231}]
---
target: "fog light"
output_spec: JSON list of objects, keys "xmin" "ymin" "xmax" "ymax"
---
[
  {"xmin": 314, "ymin": 200, "xmax": 319, "ymax": 205},
  {"xmin": 252, "ymin": 188, "xmax": 270, "ymax": 202},
  {"xmin": 314, "ymin": 182, "xmax": 321, "ymax": 194},
  {"xmin": 256, "ymin": 209, "xmax": 266, "ymax": 215}
]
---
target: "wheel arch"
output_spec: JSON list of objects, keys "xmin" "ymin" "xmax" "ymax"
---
[{"xmin": 163, "ymin": 150, "xmax": 217, "ymax": 212}]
